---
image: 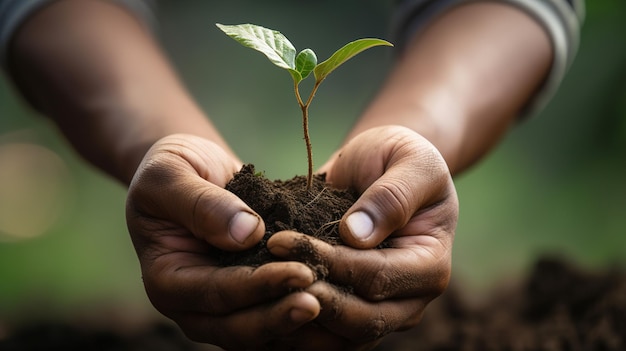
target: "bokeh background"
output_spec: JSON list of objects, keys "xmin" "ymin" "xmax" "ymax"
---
[{"xmin": 1, "ymin": 0, "xmax": 624, "ymax": 332}]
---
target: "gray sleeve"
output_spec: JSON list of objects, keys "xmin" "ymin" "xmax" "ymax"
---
[
  {"xmin": 391, "ymin": 0, "xmax": 585, "ymax": 118},
  {"xmin": 0, "ymin": 0, "xmax": 156, "ymax": 70}
]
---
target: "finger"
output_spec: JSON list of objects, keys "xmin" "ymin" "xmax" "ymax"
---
[
  {"xmin": 145, "ymin": 259, "xmax": 316, "ymax": 316},
  {"xmin": 127, "ymin": 135, "xmax": 265, "ymax": 250},
  {"xmin": 326, "ymin": 126, "xmax": 456, "ymax": 248},
  {"xmin": 175, "ymin": 291, "xmax": 320, "ymax": 349},
  {"xmin": 268, "ymin": 231, "xmax": 450, "ymax": 301},
  {"xmin": 307, "ymin": 280, "xmax": 427, "ymax": 343}
]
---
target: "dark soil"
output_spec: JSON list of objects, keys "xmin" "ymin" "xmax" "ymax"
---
[
  {"xmin": 216, "ymin": 164, "xmax": 360, "ymax": 278},
  {"xmin": 375, "ymin": 255, "xmax": 626, "ymax": 351},
  {"xmin": 0, "ymin": 321, "xmax": 197, "ymax": 351},
  {"xmin": 2, "ymin": 256, "xmax": 624, "ymax": 350}
]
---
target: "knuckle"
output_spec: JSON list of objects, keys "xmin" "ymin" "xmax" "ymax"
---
[
  {"xmin": 191, "ymin": 188, "xmax": 229, "ymax": 237},
  {"xmin": 363, "ymin": 266, "xmax": 393, "ymax": 301},
  {"xmin": 375, "ymin": 180, "xmax": 413, "ymax": 227},
  {"xmin": 358, "ymin": 315, "xmax": 393, "ymax": 342}
]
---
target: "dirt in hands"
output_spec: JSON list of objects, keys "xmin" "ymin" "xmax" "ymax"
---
[{"xmin": 216, "ymin": 164, "xmax": 359, "ymax": 277}]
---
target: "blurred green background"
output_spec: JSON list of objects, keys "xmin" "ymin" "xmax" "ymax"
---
[{"xmin": 0, "ymin": 0, "xmax": 624, "ymax": 325}]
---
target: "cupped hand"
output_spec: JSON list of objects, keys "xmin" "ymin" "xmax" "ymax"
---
[
  {"xmin": 126, "ymin": 134, "xmax": 320, "ymax": 350},
  {"xmin": 267, "ymin": 125, "xmax": 459, "ymax": 350}
]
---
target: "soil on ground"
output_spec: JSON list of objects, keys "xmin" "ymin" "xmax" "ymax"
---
[{"xmin": 375, "ymin": 255, "xmax": 626, "ymax": 351}]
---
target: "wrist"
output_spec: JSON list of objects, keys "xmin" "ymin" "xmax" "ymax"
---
[
  {"xmin": 92, "ymin": 90, "xmax": 233, "ymax": 185},
  {"xmin": 347, "ymin": 87, "xmax": 467, "ymax": 174},
  {"xmin": 7, "ymin": 0, "xmax": 235, "ymax": 185},
  {"xmin": 349, "ymin": 2, "xmax": 552, "ymax": 175}
]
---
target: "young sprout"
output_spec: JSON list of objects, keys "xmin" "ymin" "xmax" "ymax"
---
[{"xmin": 216, "ymin": 23, "xmax": 392, "ymax": 190}]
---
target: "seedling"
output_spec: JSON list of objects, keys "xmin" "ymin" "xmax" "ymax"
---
[{"xmin": 216, "ymin": 23, "xmax": 392, "ymax": 190}]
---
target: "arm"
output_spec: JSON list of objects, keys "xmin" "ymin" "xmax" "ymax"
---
[
  {"xmin": 342, "ymin": 1, "xmax": 554, "ymax": 175},
  {"xmin": 6, "ymin": 0, "xmax": 232, "ymax": 184}
]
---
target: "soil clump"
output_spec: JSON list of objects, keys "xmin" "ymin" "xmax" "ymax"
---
[{"xmin": 216, "ymin": 164, "xmax": 359, "ymax": 276}]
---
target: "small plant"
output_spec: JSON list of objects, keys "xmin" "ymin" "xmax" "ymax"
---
[{"xmin": 216, "ymin": 23, "xmax": 392, "ymax": 190}]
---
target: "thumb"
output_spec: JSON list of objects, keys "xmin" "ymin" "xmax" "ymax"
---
[
  {"xmin": 177, "ymin": 176, "xmax": 266, "ymax": 251},
  {"xmin": 126, "ymin": 135, "xmax": 266, "ymax": 251},
  {"xmin": 333, "ymin": 127, "xmax": 452, "ymax": 249},
  {"xmin": 339, "ymin": 164, "xmax": 423, "ymax": 249}
]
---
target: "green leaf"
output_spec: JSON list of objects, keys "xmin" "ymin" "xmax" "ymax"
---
[
  {"xmin": 216, "ymin": 23, "xmax": 297, "ymax": 71},
  {"xmin": 295, "ymin": 49, "xmax": 317, "ymax": 80},
  {"xmin": 313, "ymin": 38, "xmax": 393, "ymax": 82},
  {"xmin": 288, "ymin": 70, "xmax": 303, "ymax": 84}
]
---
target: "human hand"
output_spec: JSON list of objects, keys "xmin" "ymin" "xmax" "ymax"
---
[
  {"xmin": 126, "ymin": 134, "xmax": 321, "ymax": 350},
  {"xmin": 267, "ymin": 125, "xmax": 458, "ymax": 350}
]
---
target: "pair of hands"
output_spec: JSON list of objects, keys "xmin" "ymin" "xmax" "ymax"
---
[{"xmin": 125, "ymin": 125, "xmax": 458, "ymax": 351}]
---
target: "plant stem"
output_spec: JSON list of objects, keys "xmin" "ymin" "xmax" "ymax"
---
[
  {"xmin": 301, "ymin": 104, "xmax": 313, "ymax": 190},
  {"xmin": 294, "ymin": 79, "xmax": 323, "ymax": 191}
]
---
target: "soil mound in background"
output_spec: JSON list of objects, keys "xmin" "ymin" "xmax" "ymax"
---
[{"xmin": 376, "ymin": 255, "xmax": 626, "ymax": 351}]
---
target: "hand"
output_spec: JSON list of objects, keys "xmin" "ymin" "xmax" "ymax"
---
[
  {"xmin": 267, "ymin": 125, "xmax": 458, "ymax": 350},
  {"xmin": 126, "ymin": 134, "xmax": 321, "ymax": 350}
]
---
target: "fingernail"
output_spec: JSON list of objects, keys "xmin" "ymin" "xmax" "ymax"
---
[
  {"xmin": 346, "ymin": 211, "xmax": 374, "ymax": 241},
  {"xmin": 289, "ymin": 307, "xmax": 315, "ymax": 324},
  {"xmin": 229, "ymin": 211, "xmax": 259, "ymax": 244}
]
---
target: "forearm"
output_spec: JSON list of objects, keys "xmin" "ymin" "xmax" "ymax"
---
[
  {"xmin": 7, "ymin": 0, "xmax": 234, "ymax": 184},
  {"xmin": 347, "ymin": 2, "xmax": 553, "ymax": 175}
]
